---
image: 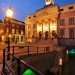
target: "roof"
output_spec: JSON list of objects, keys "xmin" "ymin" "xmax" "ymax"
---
[{"xmin": 0, "ymin": 20, "xmax": 3, "ymax": 23}]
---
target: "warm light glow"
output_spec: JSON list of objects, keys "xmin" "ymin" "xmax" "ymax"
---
[
  {"xmin": 46, "ymin": 2, "xmax": 51, "ymax": 5},
  {"xmin": 45, "ymin": 0, "xmax": 54, "ymax": 5},
  {"xmin": 37, "ymin": 26, "xmax": 42, "ymax": 32},
  {"xmin": 6, "ymin": 7, "xmax": 13, "ymax": 18},
  {"xmin": 9, "ymin": 35, "xmax": 11, "ymax": 37},
  {"xmin": 2, "ymin": 36, "xmax": 4, "ymax": 41},
  {"xmin": 0, "ymin": 29, "xmax": 3, "ymax": 34},
  {"xmin": 45, "ymin": 26, "xmax": 48, "ymax": 31},
  {"xmin": 59, "ymin": 58, "xmax": 62, "ymax": 65},
  {"xmin": 52, "ymin": 25, "xmax": 56, "ymax": 30},
  {"xmin": 66, "ymin": 50, "xmax": 68, "ymax": 54}
]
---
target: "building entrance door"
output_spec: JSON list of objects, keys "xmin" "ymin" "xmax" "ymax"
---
[
  {"xmin": 39, "ymin": 31, "xmax": 42, "ymax": 39},
  {"xmin": 45, "ymin": 31, "xmax": 48, "ymax": 40}
]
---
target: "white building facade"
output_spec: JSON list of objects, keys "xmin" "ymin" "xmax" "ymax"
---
[{"xmin": 25, "ymin": 0, "xmax": 75, "ymax": 46}]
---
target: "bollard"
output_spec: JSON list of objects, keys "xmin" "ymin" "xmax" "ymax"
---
[
  {"xmin": 66, "ymin": 50, "xmax": 68, "ymax": 60},
  {"xmin": 59, "ymin": 58, "xmax": 62, "ymax": 75}
]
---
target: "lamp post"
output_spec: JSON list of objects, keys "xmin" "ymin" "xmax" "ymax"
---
[{"xmin": 6, "ymin": 7, "xmax": 13, "ymax": 60}]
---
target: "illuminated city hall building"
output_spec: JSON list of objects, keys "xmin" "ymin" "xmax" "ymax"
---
[{"xmin": 25, "ymin": 0, "xmax": 75, "ymax": 46}]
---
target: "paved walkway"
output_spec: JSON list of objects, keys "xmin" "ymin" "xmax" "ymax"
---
[{"xmin": 0, "ymin": 63, "xmax": 2, "ymax": 74}]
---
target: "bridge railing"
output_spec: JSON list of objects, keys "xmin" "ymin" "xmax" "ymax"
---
[
  {"xmin": 2, "ymin": 47, "xmax": 45, "ymax": 75},
  {"xmin": 2, "ymin": 45, "xmax": 59, "ymax": 75},
  {"xmin": 2, "ymin": 45, "xmax": 53, "ymax": 75}
]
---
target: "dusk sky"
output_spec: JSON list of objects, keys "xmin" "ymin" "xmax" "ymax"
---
[{"xmin": 0, "ymin": 0, "xmax": 75, "ymax": 22}]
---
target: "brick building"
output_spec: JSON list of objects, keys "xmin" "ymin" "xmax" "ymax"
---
[
  {"xmin": 2, "ymin": 17, "xmax": 25, "ymax": 43},
  {"xmin": 0, "ymin": 20, "xmax": 6, "ymax": 43}
]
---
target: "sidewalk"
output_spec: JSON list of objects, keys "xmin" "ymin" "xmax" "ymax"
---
[
  {"xmin": 0, "ymin": 61, "xmax": 15, "ymax": 75},
  {"xmin": 0, "ymin": 63, "xmax": 2, "ymax": 74}
]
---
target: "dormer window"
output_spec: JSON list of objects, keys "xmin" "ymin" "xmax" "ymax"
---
[
  {"xmin": 69, "ymin": 6, "xmax": 73, "ymax": 10},
  {"xmin": 34, "ymin": 15, "xmax": 36, "ymax": 18},
  {"xmin": 28, "ymin": 17, "xmax": 31, "ymax": 19},
  {"xmin": 60, "ymin": 9, "xmax": 64, "ymax": 11}
]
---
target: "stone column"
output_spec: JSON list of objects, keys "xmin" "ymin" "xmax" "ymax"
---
[
  {"xmin": 48, "ymin": 19, "xmax": 51, "ymax": 38},
  {"xmin": 41, "ymin": 20, "xmax": 44, "ymax": 38},
  {"xmin": 36, "ymin": 21, "xmax": 39, "ymax": 38}
]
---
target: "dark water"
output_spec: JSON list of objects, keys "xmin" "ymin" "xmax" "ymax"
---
[{"xmin": 63, "ymin": 54, "xmax": 75, "ymax": 75}]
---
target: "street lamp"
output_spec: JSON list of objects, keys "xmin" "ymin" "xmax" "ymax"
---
[{"xmin": 6, "ymin": 7, "xmax": 13, "ymax": 60}]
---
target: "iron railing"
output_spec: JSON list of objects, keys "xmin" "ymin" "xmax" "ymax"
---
[{"xmin": 2, "ymin": 45, "xmax": 52, "ymax": 75}]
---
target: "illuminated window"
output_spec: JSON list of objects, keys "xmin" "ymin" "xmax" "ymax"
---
[
  {"xmin": 21, "ymin": 30, "xmax": 24, "ymax": 34},
  {"xmin": 21, "ymin": 36, "xmax": 23, "ymax": 42},
  {"xmin": 16, "ymin": 29, "xmax": 19, "ymax": 34},
  {"xmin": 16, "ymin": 36, "xmax": 19, "ymax": 42},
  {"xmin": 0, "ymin": 29, "xmax": 3, "ymax": 34},
  {"xmin": 7, "ymin": 28, "xmax": 9, "ymax": 33},
  {"xmin": 12, "ymin": 29, "xmax": 15, "ymax": 34}
]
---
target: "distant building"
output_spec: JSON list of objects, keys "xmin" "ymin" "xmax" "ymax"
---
[
  {"xmin": 3, "ymin": 17, "xmax": 25, "ymax": 43},
  {"xmin": 25, "ymin": 0, "xmax": 75, "ymax": 46},
  {"xmin": 0, "ymin": 20, "xmax": 6, "ymax": 43}
]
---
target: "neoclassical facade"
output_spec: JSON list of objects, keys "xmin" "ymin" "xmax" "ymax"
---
[{"xmin": 25, "ymin": 0, "xmax": 75, "ymax": 46}]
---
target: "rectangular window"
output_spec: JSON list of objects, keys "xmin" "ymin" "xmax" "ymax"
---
[
  {"xmin": 7, "ymin": 28, "xmax": 9, "ymax": 33},
  {"xmin": 16, "ymin": 36, "xmax": 19, "ymax": 42},
  {"xmin": 16, "ymin": 29, "xmax": 19, "ymax": 34},
  {"xmin": 69, "ymin": 6, "xmax": 73, "ymax": 10},
  {"xmin": 69, "ymin": 18, "xmax": 74, "ymax": 25},
  {"xmin": 11, "ymin": 36, "xmax": 15, "ymax": 42},
  {"xmin": 21, "ymin": 36, "xmax": 23, "ymax": 42},
  {"xmin": 69, "ymin": 29, "xmax": 74, "ymax": 38},
  {"xmin": 33, "ymin": 24, "xmax": 36, "ymax": 29},
  {"xmin": 21, "ymin": 30, "xmax": 24, "ymax": 34},
  {"xmin": 12, "ymin": 29, "xmax": 15, "ymax": 34},
  {"xmin": 60, "ymin": 30, "xmax": 64, "ymax": 37},
  {"xmin": 60, "ymin": 9, "xmax": 64, "ymax": 11},
  {"xmin": 60, "ymin": 19, "xmax": 65, "ymax": 25}
]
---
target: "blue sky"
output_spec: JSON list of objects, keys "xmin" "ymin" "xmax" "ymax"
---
[{"xmin": 0, "ymin": 0, "xmax": 75, "ymax": 22}]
